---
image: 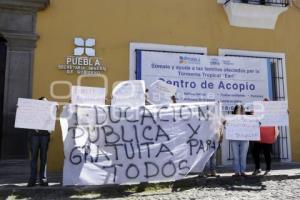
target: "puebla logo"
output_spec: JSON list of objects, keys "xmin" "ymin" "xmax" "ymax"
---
[{"xmin": 58, "ymin": 37, "xmax": 106, "ymax": 75}]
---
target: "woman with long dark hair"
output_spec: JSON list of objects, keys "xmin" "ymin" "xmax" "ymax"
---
[{"xmin": 230, "ymin": 104, "xmax": 249, "ymax": 177}]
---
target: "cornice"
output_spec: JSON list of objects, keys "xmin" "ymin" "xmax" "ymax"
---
[{"xmin": 0, "ymin": 0, "xmax": 50, "ymax": 12}]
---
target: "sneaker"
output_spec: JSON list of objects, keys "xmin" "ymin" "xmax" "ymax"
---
[
  {"xmin": 264, "ymin": 170, "xmax": 270, "ymax": 176},
  {"xmin": 252, "ymin": 169, "xmax": 261, "ymax": 176},
  {"xmin": 40, "ymin": 179, "xmax": 49, "ymax": 186},
  {"xmin": 27, "ymin": 180, "xmax": 36, "ymax": 187},
  {"xmin": 232, "ymin": 173, "xmax": 240, "ymax": 177},
  {"xmin": 209, "ymin": 171, "xmax": 220, "ymax": 178},
  {"xmin": 240, "ymin": 173, "xmax": 248, "ymax": 178},
  {"xmin": 198, "ymin": 172, "xmax": 207, "ymax": 178}
]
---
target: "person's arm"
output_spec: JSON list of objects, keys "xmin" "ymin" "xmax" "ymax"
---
[
  {"xmin": 275, "ymin": 126, "xmax": 279, "ymax": 139},
  {"xmin": 171, "ymin": 95, "xmax": 176, "ymax": 104},
  {"xmin": 218, "ymin": 120, "xmax": 225, "ymax": 143},
  {"xmin": 219, "ymin": 127, "xmax": 224, "ymax": 143}
]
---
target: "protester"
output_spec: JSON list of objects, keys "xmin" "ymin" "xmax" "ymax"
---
[
  {"xmin": 230, "ymin": 104, "xmax": 249, "ymax": 177},
  {"xmin": 27, "ymin": 97, "xmax": 51, "ymax": 187},
  {"xmin": 206, "ymin": 124, "xmax": 224, "ymax": 177},
  {"xmin": 252, "ymin": 98, "xmax": 279, "ymax": 176},
  {"xmin": 199, "ymin": 114, "xmax": 225, "ymax": 178}
]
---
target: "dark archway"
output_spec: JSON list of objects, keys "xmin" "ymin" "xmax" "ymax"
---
[{"xmin": 0, "ymin": 36, "xmax": 7, "ymax": 159}]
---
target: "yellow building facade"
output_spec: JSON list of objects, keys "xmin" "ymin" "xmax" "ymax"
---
[{"xmin": 2, "ymin": 0, "xmax": 299, "ymax": 171}]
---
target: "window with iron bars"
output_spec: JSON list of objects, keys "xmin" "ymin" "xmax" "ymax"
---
[
  {"xmin": 224, "ymin": 0, "xmax": 289, "ymax": 7},
  {"xmin": 224, "ymin": 55, "xmax": 289, "ymax": 162}
]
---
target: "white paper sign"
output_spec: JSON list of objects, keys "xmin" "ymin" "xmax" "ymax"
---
[
  {"xmin": 71, "ymin": 86, "xmax": 106, "ymax": 105},
  {"xmin": 60, "ymin": 102, "xmax": 221, "ymax": 186},
  {"xmin": 15, "ymin": 98, "xmax": 57, "ymax": 131},
  {"xmin": 111, "ymin": 80, "xmax": 145, "ymax": 107},
  {"xmin": 225, "ymin": 115, "xmax": 260, "ymax": 141},
  {"xmin": 147, "ymin": 80, "xmax": 177, "ymax": 105},
  {"xmin": 254, "ymin": 101, "xmax": 289, "ymax": 126}
]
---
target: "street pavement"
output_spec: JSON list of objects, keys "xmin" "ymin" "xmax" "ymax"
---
[{"xmin": 1, "ymin": 160, "xmax": 300, "ymax": 199}]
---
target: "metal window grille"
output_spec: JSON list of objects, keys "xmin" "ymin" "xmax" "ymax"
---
[
  {"xmin": 224, "ymin": 0, "xmax": 289, "ymax": 7},
  {"xmin": 225, "ymin": 54, "xmax": 289, "ymax": 162}
]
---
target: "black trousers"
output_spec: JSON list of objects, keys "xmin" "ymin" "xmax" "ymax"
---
[
  {"xmin": 252, "ymin": 142, "xmax": 272, "ymax": 171},
  {"xmin": 260, "ymin": 0, "xmax": 266, "ymax": 5},
  {"xmin": 29, "ymin": 134, "xmax": 50, "ymax": 182}
]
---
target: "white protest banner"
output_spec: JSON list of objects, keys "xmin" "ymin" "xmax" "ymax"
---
[
  {"xmin": 225, "ymin": 115, "xmax": 260, "ymax": 141},
  {"xmin": 137, "ymin": 51, "xmax": 270, "ymax": 111},
  {"xmin": 71, "ymin": 86, "xmax": 106, "ymax": 105},
  {"xmin": 111, "ymin": 80, "xmax": 145, "ymax": 107},
  {"xmin": 147, "ymin": 80, "xmax": 177, "ymax": 105},
  {"xmin": 15, "ymin": 98, "xmax": 57, "ymax": 131},
  {"xmin": 254, "ymin": 101, "xmax": 289, "ymax": 126},
  {"xmin": 60, "ymin": 102, "xmax": 221, "ymax": 186}
]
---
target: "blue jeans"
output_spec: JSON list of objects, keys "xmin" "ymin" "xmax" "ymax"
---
[
  {"xmin": 29, "ymin": 133, "xmax": 50, "ymax": 183},
  {"xmin": 231, "ymin": 140, "xmax": 249, "ymax": 174}
]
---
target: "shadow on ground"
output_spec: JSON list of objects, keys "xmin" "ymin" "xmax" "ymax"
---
[{"xmin": 1, "ymin": 173, "xmax": 300, "ymax": 199}]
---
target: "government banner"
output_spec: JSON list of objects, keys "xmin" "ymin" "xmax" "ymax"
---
[
  {"xmin": 136, "ymin": 51, "xmax": 270, "ymax": 111},
  {"xmin": 60, "ymin": 102, "xmax": 221, "ymax": 185}
]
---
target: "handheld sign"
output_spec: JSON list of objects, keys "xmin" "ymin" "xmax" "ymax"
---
[
  {"xmin": 225, "ymin": 115, "xmax": 260, "ymax": 141},
  {"xmin": 71, "ymin": 86, "xmax": 106, "ymax": 105},
  {"xmin": 111, "ymin": 80, "xmax": 145, "ymax": 107},
  {"xmin": 254, "ymin": 101, "xmax": 289, "ymax": 126},
  {"xmin": 147, "ymin": 80, "xmax": 177, "ymax": 105},
  {"xmin": 15, "ymin": 98, "xmax": 57, "ymax": 131}
]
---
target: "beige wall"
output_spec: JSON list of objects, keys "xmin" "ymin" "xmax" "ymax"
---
[{"xmin": 34, "ymin": 0, "xmax": 300, "ymax": 171}]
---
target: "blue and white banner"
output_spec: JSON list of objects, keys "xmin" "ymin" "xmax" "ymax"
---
[{"xmin": 136, "ymin": 51, "xmax": 271, "ymax": 111}]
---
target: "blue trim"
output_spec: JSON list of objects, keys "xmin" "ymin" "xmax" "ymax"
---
[
  {"xmin": 136, "ymin": 50, "xmax": 142, "ymax": 80},
  {"xmin": 267, "ymin": 59, "xmax": 274, "ymax": 100},
  {"xmin": 135, "ymin": 49, "xmax": 204, "ymax": 80}
]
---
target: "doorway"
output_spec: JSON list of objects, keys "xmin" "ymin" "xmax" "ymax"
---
[{"xmin": 0, "ymin": 37, "xmax": 7, "ymax": 159}]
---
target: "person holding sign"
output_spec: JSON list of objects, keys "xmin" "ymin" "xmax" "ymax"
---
[
  {"xmin": 27, "ymin": 97, "xmax": 51, "ymax": 187},
  {"xmin": 230, "ymin": 105, "xmax": 249, "ymax": 177},
  {"xmin": 204, "ymin": 125, "xmax": 224, "ymax": 177},
  {"xmin": 252, "ymin": 98, "xmax": 279, "ymax": 176}
]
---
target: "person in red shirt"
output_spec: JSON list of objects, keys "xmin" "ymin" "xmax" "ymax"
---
[{"xmin": 252, "ymin": 98, "xmax": 279, "ymax": 176}]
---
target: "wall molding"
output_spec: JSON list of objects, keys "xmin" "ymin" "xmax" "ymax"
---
[{"xmin": 0, "ymin": 0, "xmax": 49, "ymax": 12}]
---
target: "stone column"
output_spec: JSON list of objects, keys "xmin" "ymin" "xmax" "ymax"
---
[{"xmin": 0, "ymin": 0, "xmax": 49, "ymax": 159}]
